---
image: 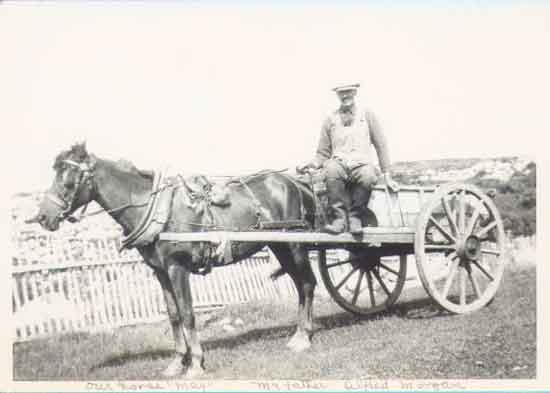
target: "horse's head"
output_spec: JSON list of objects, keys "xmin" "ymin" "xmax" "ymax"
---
[{"xmin": 34, "ymin": 142, "xmax": 97, "ymax": 231}]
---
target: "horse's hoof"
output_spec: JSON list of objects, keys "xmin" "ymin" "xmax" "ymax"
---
[
  {"xmin": 288, "ymin": 340, "xmax": 311, "ymax": 352},
  {"xmin": 162, "ymin": 357, "xmax": 185, "ymax": 378},
  {"xmin": 183, "ymin": 365, "xmax": 206, "ymax": 379},
  {"xmin": 286, "ymin": 334, "xmax": 311, "ymax": 352}
]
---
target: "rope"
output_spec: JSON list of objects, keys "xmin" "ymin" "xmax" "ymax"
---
[{"xmin": 226, "ymin": 168, "xmax": 288, "ymax": 185}]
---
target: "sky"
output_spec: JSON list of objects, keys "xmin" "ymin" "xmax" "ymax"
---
[{"xmin": 2, "ymin": 2, "xmax": 549, "ymax": 192}]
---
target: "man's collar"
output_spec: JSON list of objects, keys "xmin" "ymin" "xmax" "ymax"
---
[{"xmin": 339, "ymin": 104, "xmax": 356, "ymax": 114}]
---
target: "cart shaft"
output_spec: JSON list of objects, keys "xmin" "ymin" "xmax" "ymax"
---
[{"xmin": 159, "ymin": 227, "xmax": 415, "ymax": 245}]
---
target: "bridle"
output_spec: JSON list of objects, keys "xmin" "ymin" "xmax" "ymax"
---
[
  {"xmin": 46, "ymin": 158, "xmax": 96, "ymax": 222},
  {"xmin": 45, "ymin": 156, "xmax": 152, "ymax": 224}
]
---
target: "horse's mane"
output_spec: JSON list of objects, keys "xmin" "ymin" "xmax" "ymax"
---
[
  {"xmin": 115, "ymin": 159, "xmax": 154, "ymax": 180},
  {"xmin": 53, "ymin": 143, "xmax": 154, "ymax": 180}
]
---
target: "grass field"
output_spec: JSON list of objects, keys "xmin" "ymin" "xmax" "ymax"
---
[{"xmin": 13, "ymin": 265, "xmax": 536, "ymax": 380}]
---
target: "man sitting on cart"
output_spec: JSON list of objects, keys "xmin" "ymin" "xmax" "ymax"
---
[{"xmin": 297, "ymin": 83, "xmax": 399, "ymax": 235}]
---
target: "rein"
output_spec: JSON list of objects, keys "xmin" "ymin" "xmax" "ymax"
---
[
  {"xmin": 67, "ymin": 187, "xmax": 170, "ymax": 223},
  {"xmin": 67, "ymin": 201, "xmax": 149, "ymax": 223}
]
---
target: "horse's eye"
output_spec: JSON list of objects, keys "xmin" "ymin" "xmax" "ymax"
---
[{"xmin": 55, "ymin": 166, "xmax": 66, "ymax": 176}]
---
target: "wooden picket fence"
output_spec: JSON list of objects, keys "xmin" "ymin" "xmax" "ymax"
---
[
  {"xmin": 12, "ymin": 236, "xmax": 303, "ymax": 343},
  {"xmin": 9, "ymin": 233, "xmax": 454, "ymax": 343},
  {"xmin": 14, "ymin": 230, "xmax": 524, "ymax": 343}
]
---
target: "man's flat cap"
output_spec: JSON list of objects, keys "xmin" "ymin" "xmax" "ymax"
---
[{"xmin": 333, "ymin": 83, "xmax": 360, "ymax": 93}]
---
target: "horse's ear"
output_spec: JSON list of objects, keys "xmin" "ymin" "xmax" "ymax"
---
[
  {"xmin": 78, "ymin": 140, "xmax": 87, "ymax": 154},
  {"xmin": 71, "ymin": 141, "xmax": 88, "ymax": 161},
  {"xmin": 88, "ymin": 153, "xmax": 97, "ymax": 168}
]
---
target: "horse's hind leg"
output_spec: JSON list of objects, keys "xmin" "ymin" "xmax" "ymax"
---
[{"xmin": 269, "ymin": 244, "xmax": 316, "ymax": 352}]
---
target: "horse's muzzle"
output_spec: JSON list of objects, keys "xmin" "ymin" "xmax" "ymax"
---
[
  {"xmin": 27, "ymin": 213, "xmax": 60, "ymax": 231},
  {"xmin": 24, "ymin": 213, "xmax": 43, "ymax": 224}
]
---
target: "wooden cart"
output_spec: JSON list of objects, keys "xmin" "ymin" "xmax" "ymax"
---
[{"xmin": 160, "ymin": 182, "xmax": 506, "ymax": 316}]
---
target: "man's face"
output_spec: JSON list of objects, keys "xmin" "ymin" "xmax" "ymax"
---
[{"xmin": 337, "ymin": 90, "xmax": 356, "ymax": 108}]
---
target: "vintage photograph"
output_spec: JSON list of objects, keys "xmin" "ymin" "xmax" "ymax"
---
[{"xmin": 4, "ymin": 1, "xmax": 544, "ymax": 390}]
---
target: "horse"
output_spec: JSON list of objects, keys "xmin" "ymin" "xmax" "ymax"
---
[{"xmin": 31, "ymin": 142, "xmax": 318, "ymax": 378}]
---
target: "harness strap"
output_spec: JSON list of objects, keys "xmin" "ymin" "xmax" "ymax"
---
[
  {"xmin": 45, "ymin": 158, "xmax": 95, "ymax": 221},
  {"xmin": 46, "ymin": 193, "xmax": 67, "ymax": 209},
  {"xmin": 177, "ymin": 175, "xmax": 218, "ymax": 228},
  {"xmin": 62, "ymin": 159, "xmax": 92, "ymax": 171},
  {"xmin": 238, "ymin": 178, "xmax": 265, "ymax": 227},
  {"xmin": 176, "ymin": 175, "xmax": 224, "ymax": 273},
  {"xmin": 282, "ymin": 174, "xmax": 307, "ymax": 222},
  {"xmin": 120, "ymin": 170, "xmax": 164, "ymax": 249}
]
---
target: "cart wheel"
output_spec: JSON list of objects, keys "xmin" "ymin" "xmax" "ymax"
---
[
  {"xmin": 318, "ymin": 248, "xmax": 407, "ymax": 316},
  {"xmin": 415, "ymin": 182, "xmax": 506, "ymax": 314}
]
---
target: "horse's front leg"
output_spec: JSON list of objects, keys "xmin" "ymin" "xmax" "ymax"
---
[
  {"xmin": 154, "ymin": 269, "xmax": 188, "ymax": 378},
  {"xmin": 167, "ymin": 262, "xmax": 205, "ymax": 378}
]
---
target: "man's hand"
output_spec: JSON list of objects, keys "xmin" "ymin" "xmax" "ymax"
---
[
  {"xmin": 296, "ymin": 161, "xmax": 321, "ymax": 174},
  {"xmin": 384, "ymin": 172, "xmax": 400, "ymax": 193}
]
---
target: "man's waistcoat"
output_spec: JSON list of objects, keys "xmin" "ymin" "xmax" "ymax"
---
[{"xmin": 328, "ymin": 109, "xmax": 371, "ymax": 168}]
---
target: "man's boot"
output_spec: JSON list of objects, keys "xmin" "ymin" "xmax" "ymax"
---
[
  {"xmin": 322, "ymin": 178, "xmax": 349, "ymax": 234},
  {"xmin": 349, "ymin": 185, "xmax": 372, "ymax": 235}
]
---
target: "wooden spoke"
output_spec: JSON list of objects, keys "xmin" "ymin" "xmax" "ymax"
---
[
  {"xmin": 335, "ymin": 266, "xmax": 359, "ymax": 291},
  {"xmin": 458, "ymin": 190, "xmax": 466, "ymax": 234},
  {"xmin": 465, "ymin": 203, "xmax": 482, "ymax": 236},
  {"xmin": 379, "ymin": 262, "xmax": 399, "ymax": 276},
  {"xmin": 471, "ymin": 259, "xmax": 495, "ymax": 282},
  {"xmin": 441, "ymin": 258, "xmax": 460, "ymax": 299},
  {"xmin": 425, "ymin": 244, "xmax": 456, "ymax": 251},
  {"xmin": 428, "ymin": 215, "xmax": 456, "ymax": 243},
  {"xmin": 366, "ymin": 271, "xmax": 376, "ymax": 307},
  {"xmin": 459, "ymin": 267, "xmax": 466, "ymax": 306},
  {"xmin": 351, "ymin": 271, "xmax": 364, "ymax": 305},
  {"xmin": 372, "ymin": 269, "xmax": 391, "ymax": 297},
  {"xmin": 326, "ymin": 258, "xmax": 354, "ymax": 269},
  {"xmin": 481, "ymin": 248, "xmax": 500, "ymax": 257},
  {"xmin": 476, "ymin": 220, "xmax": 497, "ymax": 238},
  {"xmin": 441, "ymin": 195, "xmax": 459, "ymax": 236},
  {"xmin": 446, "ymin": 250, "xmax": 458, "ymax": 262},
  {"xmin": 319, "ymin": 251, "xmax": 407, "ymax": 316},
  {"xmin": 415, "ymin": 183, "xmax": 505, "ymax": 314},
  {"xmin": 468, "ymin": 268, "xmax": 481, "ymax": 299},
  {"xmin": 452, "ymin": 193, "xmax": 460, "ymax": 231}
]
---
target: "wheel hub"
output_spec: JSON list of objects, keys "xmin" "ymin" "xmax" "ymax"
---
[
  {"xmin": 456, "ymin": 234, "xmax": 481, "ymax": 261},
  {"xmin": 348, "ymin": 249, "xmax": 379, "ymax": 270}
]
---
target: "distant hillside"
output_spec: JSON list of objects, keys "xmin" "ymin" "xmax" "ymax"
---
[
  {"xmin": 392, "ymin": 156, "xmax": 532, "ymax": 185},
  {"xmin": 392, "ymin": 156, "xmax": 535, "ymax": 236}
]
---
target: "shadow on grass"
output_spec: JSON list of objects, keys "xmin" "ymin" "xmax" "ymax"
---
[
  {"xmin": 90, "ymin": 294, "xmax": 443, "ymax": 371},
  {"xmin": 393, "ymin": 297, "xmax": 447, "ymax": 320},
  {"xmin": 90, "ymin": 349, "xmax": 174, "ymax": 372}
]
